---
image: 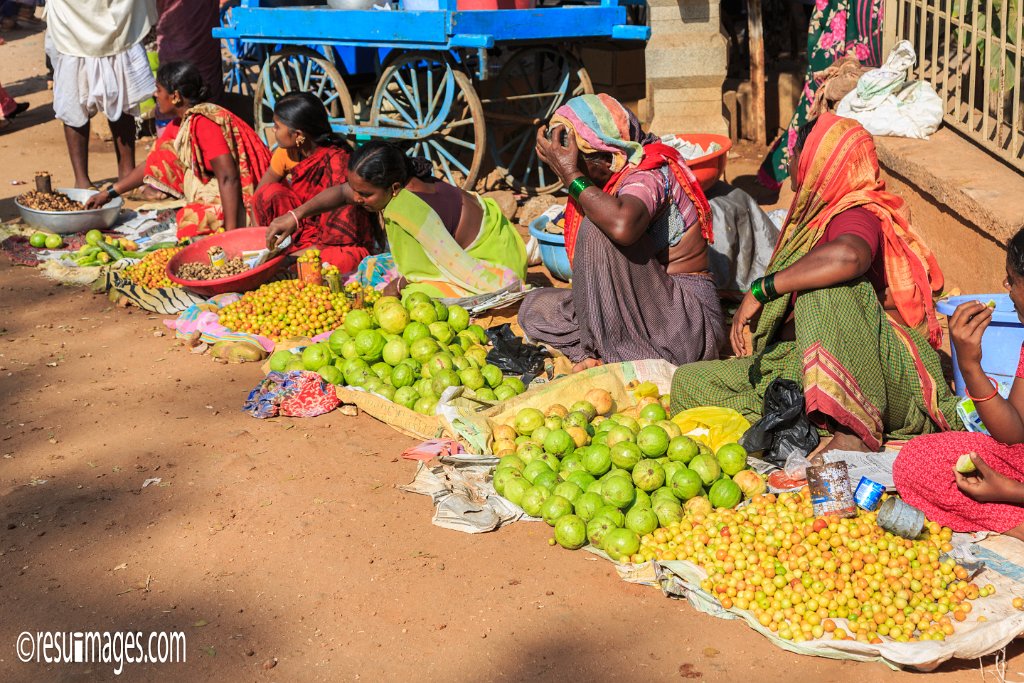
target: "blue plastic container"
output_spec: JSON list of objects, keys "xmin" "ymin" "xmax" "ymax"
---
[
  {"xmin": 936, "ymin": 293, "xmax": 1024, "ymax": 396},
  {"xmin": 528, "ymin": 217, "xmax": 572, "ymax": 282}
]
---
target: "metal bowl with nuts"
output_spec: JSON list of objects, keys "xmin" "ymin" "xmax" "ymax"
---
[{"xmin": 14, "ymin": 188, "xmax": 124, "ymax": 235}]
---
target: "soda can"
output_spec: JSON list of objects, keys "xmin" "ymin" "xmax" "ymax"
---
[{"xmin": 853, "ymin": 476, "xmax": 885, "ymax": 511}]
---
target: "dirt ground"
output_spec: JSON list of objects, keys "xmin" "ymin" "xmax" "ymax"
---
[{"xmin": 2, "ymin": 21, "xmax": 1024, "ymax": 683}]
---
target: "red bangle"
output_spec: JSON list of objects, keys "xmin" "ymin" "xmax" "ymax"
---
[{"xmin": 967, "ymin": 376, "xmax": 999, "ymax": 403}]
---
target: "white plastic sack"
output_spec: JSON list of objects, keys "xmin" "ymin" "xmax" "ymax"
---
[{"xmin": 836, "ymin": 40, "xmax": 943, "ymax": 139}]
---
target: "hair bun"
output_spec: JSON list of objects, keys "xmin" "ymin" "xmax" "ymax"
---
[{"xmin": 407, "ymin": 156, "xmax": 435, "ymax": 180}]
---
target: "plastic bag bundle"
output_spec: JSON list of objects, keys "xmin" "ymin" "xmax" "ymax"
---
[
  {"xmin": 484, "ymin": 323, "xmax": 548, "ymax": 384},
  {"xmin": 739, "ymin": 378, "xmax": 820, "ymax": 467},
  {"xmin": 836, "ymin": 40, "xmax": 943, "ymax": 139}
]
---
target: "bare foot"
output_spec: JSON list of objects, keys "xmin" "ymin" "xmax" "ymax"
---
[
  {"xmin": 822, "ymin": 430, "xmax": 873, "ymax": 456},
  {"xmin": 571, "ymin": 358, "xmax": 603, "ymax": 373},
  {"xmin": 126, "ymin": 185, "xmax": 170, "ymax": 201}
]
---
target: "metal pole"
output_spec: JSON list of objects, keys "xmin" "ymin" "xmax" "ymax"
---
[{"xmin": 747, "ymin": 0, "xmax": 766, "ymax": 145}]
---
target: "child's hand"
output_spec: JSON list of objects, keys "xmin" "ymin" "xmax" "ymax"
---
[
  {"xmin": 955, "ymin": 453, "xmax": 1021, "ymax": 504},
  {"xmin": 949, "ymin": 300, "xmax": 993, "ymax": 368}
]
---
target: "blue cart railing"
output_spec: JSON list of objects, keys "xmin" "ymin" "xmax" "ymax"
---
[{"xmin": 216, "ymin": 0, "xmax": 649, "ymax": 193}]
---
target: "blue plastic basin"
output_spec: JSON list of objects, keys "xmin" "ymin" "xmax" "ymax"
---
[
  {"xmin": 936, "ymin": 293, "xmax": 1024, "ymax": 396},
  {"xmin": 528, "ymin": 216, "xmax": 572, "ymax": 282}
]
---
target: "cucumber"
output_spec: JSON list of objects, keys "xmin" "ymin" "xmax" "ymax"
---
[
  {"xmin": 96, "ymin": 241, "xmax": 124, "ymax": 261},
  {"xmin": 140, "ymin": 241, "xmax": 177, "ymax": 253}
]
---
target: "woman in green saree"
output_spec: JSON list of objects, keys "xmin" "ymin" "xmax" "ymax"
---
[
  {"xmin": 267, "ymin": 141, "xmax": 526, "ymax": 298},
  {"xmin": 670, "ymin": 113, "xmax": 960, "ymax": 453}
]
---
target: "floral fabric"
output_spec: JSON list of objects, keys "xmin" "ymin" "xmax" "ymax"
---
[{"xmin": 757, "ymin": 0, "xmax": 884, "ymax": 190}]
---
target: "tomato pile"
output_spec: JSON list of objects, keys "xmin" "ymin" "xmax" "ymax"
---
[
  {"xmin": 124, "ymin": 247, "xmax": 182, "ymax": 288},
  {"xmin": 217, "ymin": 280, "xmax": 353, "ymax": 340},
  {"xmin": 641, "ymin": 488, "xmax": 988, "ymax": 644}
]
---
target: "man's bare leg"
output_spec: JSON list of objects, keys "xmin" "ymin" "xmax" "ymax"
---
[
  {"xmin": 64, "ymin": 122, "xmax": 92, "ymax": 188},
  {"xmin": 107, "ymin": 114, "xmax": 137, "ymax": 182}
]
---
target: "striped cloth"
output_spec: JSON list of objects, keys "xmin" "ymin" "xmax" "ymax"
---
[{"xmin": 670, "ymin": 281, "xmax": 959, "ymax": 451}]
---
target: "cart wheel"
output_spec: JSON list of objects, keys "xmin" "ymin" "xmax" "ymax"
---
[
  {"xmin": 486, "ymin": 47, "xmax": 593, "ymax": 194},
  {"xmin": 253, "ymin": 46, "xmax": 355, "ymax": 146},
  {"xmin": 219, "ymin": 4, "xmax": 257, "ymax": 96},
  {"xmin": 370, "ymin": 52, "xmax": 485, "ymax": 191}
]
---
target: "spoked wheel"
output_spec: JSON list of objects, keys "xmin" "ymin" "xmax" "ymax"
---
[
  {"xmin": 253, "ymin": 46, "xmax": 355, "ymax": 146},
  {"xmin": 370, "ymin": 51, "xmax": 485, "ymax": 190},
  {"xmin": 219, "ymin": 4, "xmax": 260, "ymax": 96},
  {"xmin": 485, "ymin": 47, "xmax": 593, "ymax": 194}
]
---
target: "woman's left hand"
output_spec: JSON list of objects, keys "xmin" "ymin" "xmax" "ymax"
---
[
  {"xmin": 955, "ymin": 453, "xmax": 1022, "ymax": 504},
  {"xmin": 730, "ymin": 291, "xmax": 763, "ymax": 357},
  {"xmin": 535, "ymin": 125, "xmax": 583, "ymax": 185}
]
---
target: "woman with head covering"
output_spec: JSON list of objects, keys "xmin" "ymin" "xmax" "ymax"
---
[
  {"xmin": 519, "ymin": 94, "xmax": 725, "ymax": 372},
  {"xmin": 252, "ymin": 92, "xmax": 375, "ymax": 271},
  {"xmin": 86, "ymin": 62, "xmax": 271, "ymax": 238},
  {"xmin": 671, "ymin": 113, "xmax": 960, "ymax": 454},
  {"xmin": 265, "ymin": 141, "xmax": 526, "ymax": 298}
]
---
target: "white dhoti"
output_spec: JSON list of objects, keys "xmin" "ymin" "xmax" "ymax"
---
[
  {"xmin": 44, "ymin": 0, "xmax": 157, "ymax": 128},
  {"xmin": 48, "ymin": 36, "xmax": 155, "ymax": 128}
]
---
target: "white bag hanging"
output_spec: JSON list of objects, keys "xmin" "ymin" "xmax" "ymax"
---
[{"xmin": 836, "ymin": 40, "xmax": 944, "ymax": 139}]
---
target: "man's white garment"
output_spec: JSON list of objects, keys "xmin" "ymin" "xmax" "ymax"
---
[{"xmin": 45, "ymin": 0, "xmax": 158, "ymax": 127}]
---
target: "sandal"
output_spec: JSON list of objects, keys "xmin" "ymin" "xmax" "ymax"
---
[{"xmin": 8, "ymin": 102, "xmax": 28, "ymax": 119}]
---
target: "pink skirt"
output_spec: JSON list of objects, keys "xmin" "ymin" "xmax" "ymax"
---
[{"xmin": 893, "ymin": 431, "xmax": 1024, "ymax": 533}]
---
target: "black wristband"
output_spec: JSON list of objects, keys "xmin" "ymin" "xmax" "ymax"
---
[{"xmin": 106, "ymin": 185, "xmax": 120, "ymax": 199}]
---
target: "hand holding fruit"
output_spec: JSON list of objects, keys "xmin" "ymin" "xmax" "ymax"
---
[
  {"xmin": 955, "ymin": 452, "xmax": 1023, "ymax": 504},
  {"xmin": 266, "ymin": 213, "xmax": 299, "ymax": 250},
  {"xmin": 949, "ymin": 300, "xmax": 993, "ymax": 369}
]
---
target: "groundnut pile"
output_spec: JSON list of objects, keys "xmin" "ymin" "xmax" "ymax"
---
[
  {"xmin": 17, "ymin": 190, "xmax": 87, "ymax": 212},
  {"xmin": 176, "ymin": 258, "xmax": 249, "ymax": 281}
]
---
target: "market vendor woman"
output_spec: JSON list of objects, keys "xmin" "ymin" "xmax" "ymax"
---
[
  {"xmin": 518, "ymin": 94, "xmax": 724, "ymax": 372},
  {"xmin": 252, "ymin": 92, "xmax": 375, "ymax": 271},
  {"xmin": 670, "ymin": 113, "xmax": 960, "ymax": 453},
  {"xmin": 266, "ymin": 141, "xmax": 526, "ymax": 298},
  {"xmin": 86, "ymin": 62, "xmax": 271, "ymax": 237}
]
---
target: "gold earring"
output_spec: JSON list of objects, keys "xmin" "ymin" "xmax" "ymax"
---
[{"xmin": 296, "ymin": 135, "xmax": 306, "ymax": 146}]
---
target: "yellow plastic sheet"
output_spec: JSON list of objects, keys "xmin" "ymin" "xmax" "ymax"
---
[{"xmin": 672, "ymin": 407, "xmax": 750, "ymax": 453}]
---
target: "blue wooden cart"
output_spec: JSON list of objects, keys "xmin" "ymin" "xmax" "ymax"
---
[{"xmin": 216, "ymin": 0, "xmax": 649, "ymax": 193}]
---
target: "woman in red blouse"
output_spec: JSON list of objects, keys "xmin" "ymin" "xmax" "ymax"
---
[{"xmin": 87, "ymin": 62, "xmax": 270, "ymax": 238}]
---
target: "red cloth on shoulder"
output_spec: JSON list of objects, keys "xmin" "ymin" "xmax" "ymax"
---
[{"xmin": 821, "ymin": 206, "xmax": 886, "ymax": 295}]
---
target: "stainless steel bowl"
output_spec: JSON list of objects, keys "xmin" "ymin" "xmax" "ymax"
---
[
  {"xmin": 14, "ymin": 188, "xmax": 124, "ymax": 234},
  {"xmin": 326, "ymin": 0, "xmax": 379, "ymax": 9}
]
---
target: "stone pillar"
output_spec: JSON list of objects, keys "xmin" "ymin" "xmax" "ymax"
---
[{"xmin": 644, "ymin": 0, "xmax": 729, "ymax": 137}]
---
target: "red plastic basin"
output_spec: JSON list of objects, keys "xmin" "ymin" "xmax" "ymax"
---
[
  {"xmin": 166, "ymin": 227, "xmax": 287, "ymax": 297},
  {"xmin": 666, "ymin": 133, "xmax": 732, "ymax": 191}
]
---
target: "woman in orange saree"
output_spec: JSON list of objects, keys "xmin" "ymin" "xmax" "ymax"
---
[{"xmin": 670, "ymin": 113, "xmax": 960, "ymax": 452}]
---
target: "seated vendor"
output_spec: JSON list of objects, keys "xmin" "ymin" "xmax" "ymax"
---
[
  {"xmin": 266, "ymin": 141, "xmax": 526, "ymax": 298},
  {"xmin": 252, "ymin": 92, "xmax": 375, "ymax": 271},
  {"xmin": 518, "ymin": 94, "xmax": 724, "ymax": 372},
  {"xmin": 670, "ymin": 113, "xmax": 961, "ymax": 453},
  {"xmin": 894, "ymin": 228, "xmax": 1024, "ymax": 540},
  {"xmin": 86, "ymin": 61, "xmax": 271, "ymax": 238}
]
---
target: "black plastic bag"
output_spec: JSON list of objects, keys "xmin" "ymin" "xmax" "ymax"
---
[
  {"xmin": 485, "ymin": 324, "xmax": 548, "ymax": 385},
  {"xmin": 739, "ymin": 378, "xmax": 820, "ymax": 467}
]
